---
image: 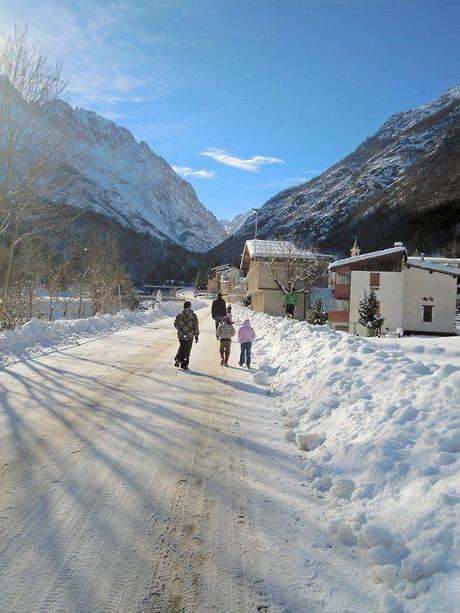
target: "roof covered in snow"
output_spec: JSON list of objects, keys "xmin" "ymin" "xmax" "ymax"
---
[
  {"xmin": 329, "ymin": 246, "xmax": 406, "ymax": 270},
  {"xmin": 407, "ymin": 256, "xmax": 460, "ymax": 268},
  {"xmin": 406, "ymin": 259, "xmax": 460, "ymax": 276},
  {"xmin": 244, "ymin": 239, "xmax": 333, "ymax": 261},
  {"xmin": 211, "ymin": 263, "xmax": 239, "ymax": 272}
]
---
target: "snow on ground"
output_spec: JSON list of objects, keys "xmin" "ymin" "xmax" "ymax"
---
[
  {"xmin": 0, "ymin": 299, "xmax": 207, "ymax": 369},
  {"xmin": 234, "ymin": 306, "xmax": 460, "ymax": 612}
]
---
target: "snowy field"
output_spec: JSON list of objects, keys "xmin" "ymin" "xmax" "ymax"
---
[
  {"xmin": 0, "ymin": 299, "xmax": 206, "ymax": 369},
  {"xmin": 234, "ymin": 306, "xmax": 460, "ymax": 612}
]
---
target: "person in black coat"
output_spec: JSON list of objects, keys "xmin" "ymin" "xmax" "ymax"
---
[{"xmin": 211, "ymin": 292, "xmax": 227, "ymax": 334}]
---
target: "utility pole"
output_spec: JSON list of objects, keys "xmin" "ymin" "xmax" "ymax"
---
[{"xmin": 251, "ymin": 207, "xmax": 259, "ymax": 260}]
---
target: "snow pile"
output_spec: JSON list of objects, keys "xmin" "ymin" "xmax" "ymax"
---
[
  {"xmin": 1, "ymin": 300, "xmax": 207, "ymax": 368},
  {"xmin": 235, "ymin": 306, "xmax": 460, "ymax": 611}
]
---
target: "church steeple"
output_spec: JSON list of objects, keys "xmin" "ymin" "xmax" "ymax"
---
[{"xmin": 351, "ymin": 237, "xmax": 360, "ymax": 257}]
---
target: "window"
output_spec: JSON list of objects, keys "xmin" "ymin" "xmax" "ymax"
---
[
  {"xmin": 422, "ymin": 305, "xmax": 433, "ymax": 323},
  {"xmin": 332, "ymin": 272, "xmax": 351, "ymax": 285},
  {"xmin": 370, "ymin": 272, "xmax": 380, "ymax": 288}
]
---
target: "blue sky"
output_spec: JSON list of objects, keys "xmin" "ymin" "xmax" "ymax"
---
[{"xmin": 1, "ymin": 0, "xmax": 459, "ymax": 220}]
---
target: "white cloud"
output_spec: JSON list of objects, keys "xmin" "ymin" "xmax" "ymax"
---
[
  {"xmin": 247, "ymin": 175, "xmax": 320, "ymax": 190},
  {"xmin": 172, "ymin": 166, "xmax": 216, "ymax": 179},
  {"xmin": 0, "ymin": 2, "xmax": 177, "ymax": 109},
  {"xmin": 201, "ymin": 148, "xmax": 284, "ymax": 172},
  {"xmin": 98, "ymin": 110, "xmax": 126, "ymax": 121}
]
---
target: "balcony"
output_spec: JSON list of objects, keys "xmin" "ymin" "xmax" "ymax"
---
[
  {"xmin": 328, "ymin": 310, "xmax": 350, "ymax": 323},
  {"xmin": 333, "ymin": 284, "xmax": 350, "ymax": 299}
]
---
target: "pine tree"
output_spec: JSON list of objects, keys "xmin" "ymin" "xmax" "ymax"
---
[
  {"xmin": 194, "ymin": 267, "xmax": 208, "ymax": 290},
  {"xmin": 305, "ymin": 297, "xmax": 328, "ymax": 325},
  {"xmin": 358, "ymin": 289, "xmax": 385, "ymax": 336}
]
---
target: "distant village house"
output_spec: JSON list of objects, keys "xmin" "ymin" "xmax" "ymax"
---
[{"xmin": 207, "ymin": 264, "xmax": 242, "ymax": 296}]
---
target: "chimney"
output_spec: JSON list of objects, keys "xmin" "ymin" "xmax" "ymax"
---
[{"xmin": 350, "ymin": 237, "xmax": 360, "ymax": 257}]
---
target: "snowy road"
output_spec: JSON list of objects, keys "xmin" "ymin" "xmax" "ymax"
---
[{"xmin": 0, "ymin": 309, "xmax": 377, "ymax": 612}]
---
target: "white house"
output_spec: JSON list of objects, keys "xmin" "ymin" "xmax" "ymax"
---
[
  {"xmin": 408, "ymin": 255, "xmax": 460, "ymax": 309},
  {"xmin": 328, "ymin": 241, "xmax": 460, "ymax": 335}
]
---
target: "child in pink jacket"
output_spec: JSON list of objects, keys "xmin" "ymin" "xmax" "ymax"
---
[{"xmin": 238, "ymin": 319, "xmax": 256, "ymax": 368}]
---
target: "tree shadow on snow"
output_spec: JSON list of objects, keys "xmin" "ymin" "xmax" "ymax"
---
[{"xmin": 188, "ymin": 371, "xmax": 267, "ymax": 396}]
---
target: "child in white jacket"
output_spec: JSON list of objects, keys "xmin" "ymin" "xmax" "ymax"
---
[{"xmin": 216, "ymin": 316, "xmax": 236, "ymax": 365}]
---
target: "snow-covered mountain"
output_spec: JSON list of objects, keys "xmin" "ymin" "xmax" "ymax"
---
[
  {"xmin": 219, "ymin": 211, "xmax": 252, "ymax": 236},
  {"xmin": 0, "ymin": 79, "xmax": 226, "ymax": 253},
  {"xmin": 214, "ymin": 85, "xmax": 460, "ymax": 260}
]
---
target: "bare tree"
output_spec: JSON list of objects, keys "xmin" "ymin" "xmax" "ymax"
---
[
  {"xmin": 14, "ymin": 235, "xmax": 45, "ymax": 319},
  {"xmin": 0, "ymin": 25, "xmax": 66, "ymax": 194},
  {"xmin": 86, "ymin": 235, "xmax": 135, "ymax": 315},
  {"xmin": 263, "ymin": 242, "xmax": 329, "ymax": 295},
  {"xmin": 0, "ymin": 26, "xmax": 68, "ymax": 325}
]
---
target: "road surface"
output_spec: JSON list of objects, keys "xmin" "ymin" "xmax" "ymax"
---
[{"xmin": 0, "ymin": 308, "xmax": 376, "ymax": 612}]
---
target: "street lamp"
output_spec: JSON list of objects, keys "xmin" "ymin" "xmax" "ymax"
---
[
  {"xmin": 250, "ymin": 207, "xmax": 259, "ymax": 241},
  {"xmin": 250, "ymin": 208, "xmax": 259, "ymax": 260}
]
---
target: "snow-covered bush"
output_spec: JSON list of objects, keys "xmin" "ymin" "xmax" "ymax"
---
[{"xmin": 305, "ymin": 297, "xmax": 328, "ymax": 325}]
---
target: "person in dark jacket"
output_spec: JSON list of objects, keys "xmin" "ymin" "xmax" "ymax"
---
[
  {"xmin": 211, "ymin": 292, "xmax": 227, "ymax": 334},
  {"xmin": 174, "ymin": 301, "xmax": 199, "ymax": 370}
]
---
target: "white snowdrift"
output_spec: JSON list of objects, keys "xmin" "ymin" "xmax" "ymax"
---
[
  {"xmin": 235, "ymin": 306, "xmax": 460, "ymax": 612},
  {"xmin": 0, "ymin": 300, "xmax": 207, "ymax": 369}
]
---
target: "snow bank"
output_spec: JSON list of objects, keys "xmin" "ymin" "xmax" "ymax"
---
[
  {"xmin": 1, "ymin": 300, "xmax": 207, "ymax": 369},
  {"xmin": 234, "ymin": 306, "xmax": 460, "ymax": 611}
]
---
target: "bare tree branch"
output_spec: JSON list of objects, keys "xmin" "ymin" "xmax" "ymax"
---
[
  {"xmin": 263, "ymin": 242, "xmax": 328, "ymax": 294},
  {"xmin": 0, "ymin": 25, "xmax": 68, "ymax": 324}
]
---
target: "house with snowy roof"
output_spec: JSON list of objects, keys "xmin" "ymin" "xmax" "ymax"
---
[
  {"xmin": 241, "ymin": 239, "xmax": 333, "ymax": 318},
  {"xmin": 207, "ymin": 264, "xmax": 242, "ymax": 294},
  {"xmin": 328, "ymin": 240, "xmax": 460, "ymax": 335}
]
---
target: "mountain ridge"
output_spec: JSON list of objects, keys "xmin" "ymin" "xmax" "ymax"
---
[
  {"xmin": 0, "ymin": 80, "xmax": 226, "ymax": 253},
  {"xmin": 215, "ymin": 85, "xmax": 460, "ymax": 261},
  {"xmin": 219, "ymin": 211, "xmax": 252, "ymax": 236}
]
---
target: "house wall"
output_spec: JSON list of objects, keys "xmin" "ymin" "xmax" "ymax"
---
[
  {"xmin": 349, "ymin": 271, "xmax": 403, "ymax": 335},
  {"xmin": 225, "ymin": 269, "xmax": 242, "ymax": 281},
  {"xmin": 251, "ymin": 290, "xmax": 265, "ymax": 313},
  {"xmin": 246, "ymin": 261, "xmax": 261, "ymax": 295},
  {"xmin": 402, "ymin": 267, "xmax": 457, "ymax": 334},
  {"xmin": 220, "ymin": 268, "xmax": 244, "ymax": 298},
  {"xmin": 207, "ymin": 277, "xmax": 219, "ymax": 293}
]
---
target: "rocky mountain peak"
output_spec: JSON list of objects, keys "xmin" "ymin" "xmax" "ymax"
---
[{"xmin": 1, "ymin": 79, "xmax": 226, "ymax": 252}]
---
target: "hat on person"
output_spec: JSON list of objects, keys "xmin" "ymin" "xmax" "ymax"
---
[
  {"xmin": 223, "ymin": 315, "xmax": 232, "ymax": 324},
  {"xmin": 184, "ymin": 301, "xmax": 191, "ymax": 309}
]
